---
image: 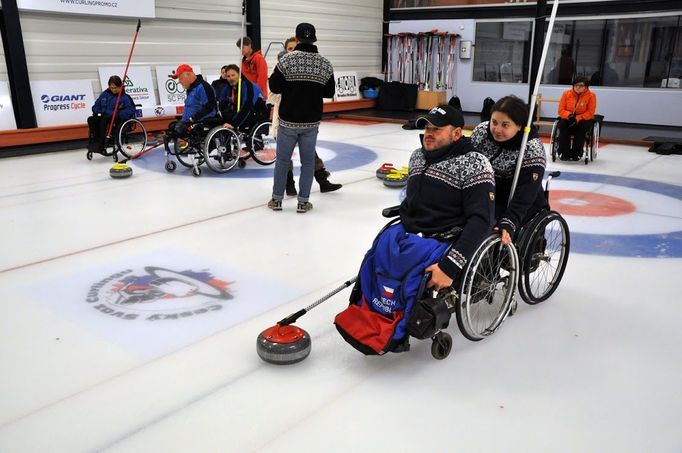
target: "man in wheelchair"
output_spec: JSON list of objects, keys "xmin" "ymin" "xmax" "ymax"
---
[
  {"xmin": 167, "ymin": 64, "xmax": 217, "ymax": 139},
  {"xmin": 335, "ymin": 105, "xmax": 496, "ymax": 356},
  {"xmin": 87, "ymin": 75, "xmax": 136, "ymax": 155},
  {"xmin": 216, "ymin": 64, "xmax": 267, "ymax": 132}
]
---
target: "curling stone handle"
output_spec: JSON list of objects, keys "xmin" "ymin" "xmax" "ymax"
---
[{"xmin": 278, "ymin": 309, "xmax": 306, "ymax": 326}]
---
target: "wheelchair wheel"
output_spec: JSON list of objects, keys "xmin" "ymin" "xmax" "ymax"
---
[
  {"xmin": 550, "ymin": 120, "xmax": 560, "ymax": 162},
  {"xmin": 249, "ymin": 121, "xmax": 277, "ymax": 165},
  {"xmin": 430, "ymin": 331, "xmax": 452, "ymax": 360},
  {"xmin": 172, "ymin": 137, "xmax": 204, "ymax": 169},
  {"xmin": 117, "ymin": 118, "xmax": 148, "ymax": 159},
  {"xmin": 589, "ymin": 121, "xmax": 600, "ymax": 162},
  {"xmin": 518, "ymin": 211, "xmax": 570, "ymax": 304},
  {"xmin": 203, "ymin": 126, "xmax": 241, "ymax": 173},
  {"xmin": 455, "ymin": 234, "xmax": 519, "ymax": 342}
]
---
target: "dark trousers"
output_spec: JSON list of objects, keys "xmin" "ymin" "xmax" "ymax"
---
[
  {"xmin": 87, "ymin": 114, "xmax": 114, "ymax": 150},
  {"xmin": 558, "ymin": 118, "xmax": 591, "ymax": 159}
]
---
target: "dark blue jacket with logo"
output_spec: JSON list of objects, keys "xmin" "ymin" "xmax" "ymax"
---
[
  {"xmin": 181, "ymin": 75, "xmax": 216, "ymax": 123},
  {"xmin": 217, "ymin": 75, "xmax": 265, "ymax": 129},
  {"xmin": 92, "ymin": 89, "xmax": 136, "ymax": 120}
]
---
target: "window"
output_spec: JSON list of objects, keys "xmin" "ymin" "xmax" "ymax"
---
[
  {"xmin": 474, "ymin": 16, "xmax": 682, "ymax": 88},
  {"xmin": 473, "ymin": 21, "xmax": 532, "ymax": 83}
]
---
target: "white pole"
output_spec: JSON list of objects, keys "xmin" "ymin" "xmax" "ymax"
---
[{"xmin": 508, "ymin": 0, "xmax": 560, "ymax": 206}]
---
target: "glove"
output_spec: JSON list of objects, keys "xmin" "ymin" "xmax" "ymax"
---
[{"xmin": 568, "ymin": 114, "xmax": 576, "ymax": 127}]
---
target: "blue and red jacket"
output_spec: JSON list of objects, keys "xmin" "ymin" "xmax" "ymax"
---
[
  {"xmin": 335, "ymin": 223, "xmax": 449, "ymax": 354},
  {"xmin": 181, "ymin": 75, "xmax": 216, "ymax": 123}
]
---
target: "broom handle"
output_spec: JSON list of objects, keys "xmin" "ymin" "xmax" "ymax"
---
[
  {"xmin": 508, "ymin": 0, "xmax": 559, "ymax": 205},
  {"xmin": 107, "ymin": 19, "xmax": 141, "ymax": 138}
]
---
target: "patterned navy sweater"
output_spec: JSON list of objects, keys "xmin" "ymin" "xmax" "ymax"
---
[
  {"xmin": 470, "ymin": 122, "xmax": 548, "ymax": 237},
  {"xmin": 268, "ymin": 43, "xmax": 335, "ymax": 128},
  {"xmin": 399, "ymin": 137, "xmax": 495, "ymax": 279}
]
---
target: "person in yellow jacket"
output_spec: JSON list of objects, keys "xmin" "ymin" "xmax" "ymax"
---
[{"xmin": 557, "ymin": 76, "xmax": 597, "ymax": 160}]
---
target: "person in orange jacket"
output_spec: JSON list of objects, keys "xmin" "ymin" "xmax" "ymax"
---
[
  {"xmin": 237, "ymin": 36, "xmax": 269, "ymax": 98},
  {"xmin": 557, "ymin": 76, "xmax": 597, "ymax": 160}
]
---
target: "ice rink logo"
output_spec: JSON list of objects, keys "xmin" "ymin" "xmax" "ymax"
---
[{"xmin": 86, "ymin": 266, "xmax": 233, "ymax": 321}]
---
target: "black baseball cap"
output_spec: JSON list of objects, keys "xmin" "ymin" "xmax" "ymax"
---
[
  {"xmin": 415, "ymin": 105, "xmax": 465, "ymax": 129},
  {"xmin": 296, "ymin": 23, "xmax": 317, "ymax": 42}
]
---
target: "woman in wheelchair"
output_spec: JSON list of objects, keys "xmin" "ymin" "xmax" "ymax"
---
[
  {"xmin": 470, "ymin": 95, "xmax": 547, "ymax": 246},
  {"xmin": 217, "ymin": 64, "xmax": 266, "ymax": 131},
  {"xmin": 556, "ymin": 76, "xmax": 597, "ymax": 161},
  {"xmin": 87, "ymin": 75, "xmax": 136, "ymax": 154}
]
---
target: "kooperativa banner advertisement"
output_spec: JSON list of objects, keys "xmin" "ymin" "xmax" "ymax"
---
[
  {"xmin": 17, "ymin": 0, "xmax": 155, "ymax": 18},
  {"xmin": 98, "ymin": 66, "xmax": 157, "ymax": 108},
  {"xmin": 30, "ymin": 79, "xmax": 95, "ymax": 127}
]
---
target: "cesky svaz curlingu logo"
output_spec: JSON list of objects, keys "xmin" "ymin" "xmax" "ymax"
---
[{"xmin": 86, "ymin": 266, "xmax": 233, "ymax": 321}]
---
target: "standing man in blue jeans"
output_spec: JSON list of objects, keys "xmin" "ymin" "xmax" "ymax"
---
[{"xmin": 267, "ymin": 22, "xmax": 335, "ymax": 213}]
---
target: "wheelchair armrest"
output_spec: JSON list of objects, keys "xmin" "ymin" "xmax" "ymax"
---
[{"xmin": 382, "ymin": 205, "xmax": 401, "ymax": 218}]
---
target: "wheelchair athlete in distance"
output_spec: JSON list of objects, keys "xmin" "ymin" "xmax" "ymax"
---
[
  {"xmin": 86, "ymin": 75, "xmax": 148, "ymax": 162},
  {"xmin": 198, "ymin": 64, "xmax": 276, "ymax": 174},
  {"xmin": 334, "ymin": 105, "xmax": 498, "ymax": 360},
  {"xmin": 163, "ymin": 64, "xmax": 219, "ymax": 177}
]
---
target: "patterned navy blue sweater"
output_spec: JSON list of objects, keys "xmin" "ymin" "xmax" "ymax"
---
[
  {"xmin": 399, "ymin": 137, "xmax": 496, "ymax": 280},
  {"xmin": 268, "ymin": 43, "xmax": 335, "ymax": 129},
  {"xmin": 470, "ymin": 122, "xmax": 547, "ymax": 237}
]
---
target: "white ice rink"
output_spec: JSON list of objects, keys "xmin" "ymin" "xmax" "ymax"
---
[{"xmin": 0, "ymin": 120, "xmax": 681, "ymax": 452}]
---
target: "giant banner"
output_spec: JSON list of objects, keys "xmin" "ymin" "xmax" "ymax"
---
[
  {"xmin": 98, "ymin": 66, "xmax": 156, "ymax": 108},
  {"xmin": 0, "ymin": 82, "xmax": 18, "ymax": 131},
  {"xmin": 30, "ymin": 79, "xmax": 94, "ymax": 127},
  {"xmin": 17, "ymin": 0, "xmax": 155, "ymax": 18}
]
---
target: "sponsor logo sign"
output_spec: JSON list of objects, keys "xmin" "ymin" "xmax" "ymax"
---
[
  {"xmin": 0, "ymin": 82, "xmax": 17, "ymax": 131},
  {"xmin": 17, "ymin": 0, "xmax": 155, "ymax": 18},
  {"xmin": 98, "ymin": 66, "xmax": 157, "ymax": 108},
  {"xmin": 30, "ymin": 79, "xmax": 94, "ymax": 126},
  {"xmin": 334, "ymin": 71, "xmax": 360, "ymax": 101},
  {"xmin": 155, "ymin": 65, "xmax": 202, "ymax": 106}
]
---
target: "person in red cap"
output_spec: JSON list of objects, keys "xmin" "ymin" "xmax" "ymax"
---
[
  {"xmin": 237, "ymin": 36, "xmax": 268, "ymax": 98},
  {"xmin": 169, "ymin": 64, "xmax": 216, "ymax": 136}
]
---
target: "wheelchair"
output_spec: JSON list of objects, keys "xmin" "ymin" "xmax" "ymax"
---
[
  {"xmin": 163, "ymin": 115, "xmax": 276, "ymax": 177},
  {"xmin": 163, "ymin": 117, "xmax": 222, "ymax": 177},
  {"xmin": 86, "ymin": 116, "xmax": 148, "ymax": 162},
  {"xmin": 202, "ymin": 117, "xmax": 276, "ymax": 174},
  {"xmin": 550, "ymin": 114, "xmax": 604, "ymax": 165},
  {"xmin": 449, "ymin": 171, "xmax": 570, "ymax": 343}
]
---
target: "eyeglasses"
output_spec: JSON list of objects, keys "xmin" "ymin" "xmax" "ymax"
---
[{"xmin": 573, "ymin": 83, "xmax": 586, "ymax": 88}]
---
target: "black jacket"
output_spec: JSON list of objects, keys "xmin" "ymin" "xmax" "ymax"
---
[
  {"xmin": 400, "ymin": 137, "xmax": 496, "ymax": 279},
  {"xmin": 268, "ymin": 43, "xmax": 335, "ymax": 128},
  {"xmin": 470, "ymin": 122, "xmax": 547, "ymax": 237}
]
